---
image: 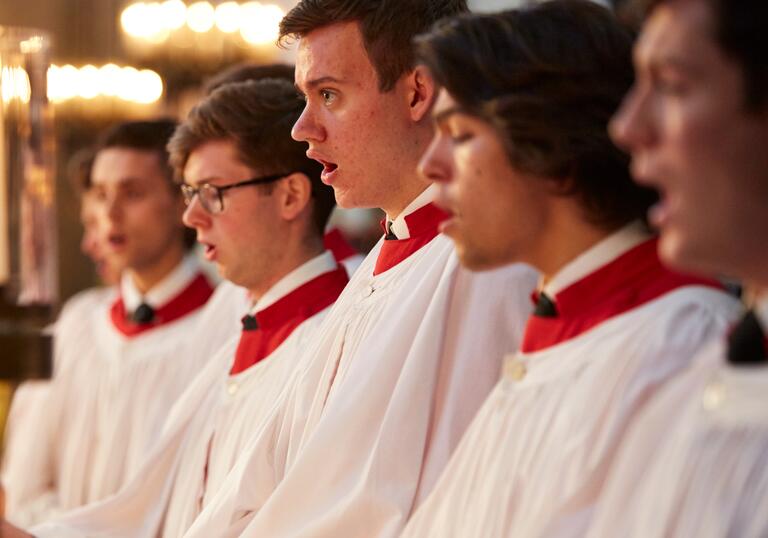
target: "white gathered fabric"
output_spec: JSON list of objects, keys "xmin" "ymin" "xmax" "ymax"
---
[
  {"xmin": 182, "ymin": 235, "xmax": 537, "ymax": 538},
  {"xmin": 30, "ymin": 297, "xmax": 331, "ymax": 538},
  {"xmin": 2, "ymin": 278, "xmax": 246, "ymax": 528},
  {"xmin": 587, "ymin": 339, "xmax": 768, "ymax": 538},
  {"xmin": 401, "ymin": 286, "xmax": 739, "ymax": 538}
]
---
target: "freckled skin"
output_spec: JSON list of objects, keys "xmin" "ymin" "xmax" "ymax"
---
[{"xmin": 292, "ymin": 22, "xmax": 432, "ymax": 217}]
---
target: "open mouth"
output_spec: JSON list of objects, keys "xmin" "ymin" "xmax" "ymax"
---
[
  {"xmin": 201, "ymin": 242, "xmax": 217, "ymax": 261},
  {"xmin": 107, "ymin": 233, "xmax": 127, "ymax": 250}
]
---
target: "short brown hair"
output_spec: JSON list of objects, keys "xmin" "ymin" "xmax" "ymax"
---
[
  {"xmin": 168, "ymin": 78, "xmax": 334, "ymax": 236},
  {"xmin": 279, "ymin": 0, "xmax": 469, "ymax": 91},
  {"xmin": 203, "ymin": 63, "xmax": 295, "ymax": 95},
  {"xmin": 417, "ymin": 0, "xmax": 657, "ymax": 230}
]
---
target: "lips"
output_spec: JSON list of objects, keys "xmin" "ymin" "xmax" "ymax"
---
[
  {"xmin": 106, "ymin": 232, "xmax": 127, "ymax": 251},
  {"xmin": 196, "ymin": 236, "xmax": 218, "ymax": 262},
  {"xmin": 307, "ymin": 150, "xmax": 339, "ymax": 184}
]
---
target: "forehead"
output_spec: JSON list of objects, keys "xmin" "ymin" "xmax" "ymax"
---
[
  {"xmin": 636, "ymin": 0, "xmax": 717, "ymax": 70},
  {"xmin": 183, "ymin": 139, "xmax": 254, "ymax": 185},
  {"xmin": 91, "ymin": 147, "xmax": 165, "ymax": 185},
  {"xmin": 295, "ymin": 21, "xmax": 379, "ymax": 90}
]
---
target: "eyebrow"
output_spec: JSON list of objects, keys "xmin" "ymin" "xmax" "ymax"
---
[{"xmin": 296, "ymin": 75, "xmax": 345, "ymax": 93}]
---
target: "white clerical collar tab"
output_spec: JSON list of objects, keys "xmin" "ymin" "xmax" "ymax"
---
[
  {"xmin": 385, "ymin": 184, "xmax": 438, "ymax": 241},
  {"xmin": 543, "ymin": 220, "xmax": 651, "ymax": 298},
  {"xmin": 252, "ymin": 251, "xmax": 338, "ymax": 314},
  {"xmin": 121, "ymin": 254, "xmax": 200, "ymax": 312}
]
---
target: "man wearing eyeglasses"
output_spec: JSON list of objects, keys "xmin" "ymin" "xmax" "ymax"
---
[
  {"xmin": 0, "ymin": 119, "xmax": 247, "ymax": 530},
  {"xmin": 0, "ymin": 78, "xmax": 349, "ymax": 538}
]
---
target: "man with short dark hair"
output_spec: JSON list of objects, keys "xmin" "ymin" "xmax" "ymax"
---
[
  {"xmin": 3, "ymin": 78, "xmax": 351, "ymax": 538},
  {"xmin": 179, "ymin": 1, "xmax": 536, "ymax": 536},
  {"xmin": 584, "ymin": 0, "xmax": 768, "ymax": 535},
  {"xmin": 400, "ymin": 2, "xmax": 738, "ymax": 536},
  {"xmin": 1, "ymin": 119, "xmax": 235, "ymax": 527}
]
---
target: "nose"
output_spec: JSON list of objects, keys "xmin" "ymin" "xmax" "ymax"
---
[
  {"xmin": 609, "ymin": 84, "xmax": 655, "ymax": 154},
  {"xmin": 182, "ymin": 194, "xmax": 210, "ymax": 231},
  {"xmin": 292, "ymin": 103, "xmax": 326, "ymax": 143},
  {"xmin": 418, "ymin": 132, "xmax": 452, "ymax": 185}
]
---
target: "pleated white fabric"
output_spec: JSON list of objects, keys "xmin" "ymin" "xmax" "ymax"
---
[
  {"xmin": 587, "ymin": 337, "xmax": 768, "ymax": 538},
  {"xmin": 181, "ymin": 236, "xmax": 537, "ymax": 538},
  {"xmin": 401, "ymin": 286, "xmax": 739, "ymax": 538},
  {"xmin": 28, "ymin": 254, "xmax": 339, "ymax": 538},
  {"xmin": 2, "ymin": 271, "xmax": 245, "ymax": 528}
]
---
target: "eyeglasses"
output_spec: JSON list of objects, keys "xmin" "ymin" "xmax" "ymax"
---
[{"xmin": 180, "ymin": 172, "xmax": 291, "ymax": 214}]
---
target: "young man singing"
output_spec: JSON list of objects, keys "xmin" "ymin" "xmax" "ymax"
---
[
  {"xmin": 587, "ymin": 0, "xmax": 768, "ymax": 535},
  {"xmin": 401, "ymin": 2, "xmax": 738, "ymax": 536}
]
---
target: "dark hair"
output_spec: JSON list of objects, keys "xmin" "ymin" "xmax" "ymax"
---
[
  {"xmin": 203, "ymin": 63, "xmax": 295, "ymax": 95},
  {"xmin": 168, "ymin": 78, "xmax": 334, "ymax": 236},
  {"xmin": 96, "ymin": 119, "xmax": 196, "ymax": 249},
  {"xmin": 279, "ymin": 0, "xmax": 469, "ymax": 92},
  {"xmin": 627, "ymin": 0, "xmax": 768, "ymax": 110},
  {"xmin": 417, "ymin": 0, "xmax": 657, "ymax": 230},
  {"xmin": 96, "ymin": 119, "xmax": 178, "ymax": 183}
]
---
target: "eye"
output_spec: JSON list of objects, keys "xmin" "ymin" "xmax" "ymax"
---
[
  {"xmin": 320, "ymin": 89, "xmax": 337, "ymax": 105},
  {"xmin": 450, "ymin": 132, "xmax": 473, "ymax": 144}
]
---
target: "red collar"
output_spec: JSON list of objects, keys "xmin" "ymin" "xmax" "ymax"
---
[
  {"xmin": 230, "ymin": 266, "xmax": 349, "ymax": 375},
  {"xmin": 323, "ymin": 228, "xmax": 359, "ymax": 263},
  {"xmin": 110, "ymin": 273, "xmax": 214, "ymax": 338},
  {"xmin": 374, "ymin": 203, "xmax": 449, "ymax": 276},
  {"xmin": 522, "ymin": 238, "xmax": 723, "ymax": 353}
]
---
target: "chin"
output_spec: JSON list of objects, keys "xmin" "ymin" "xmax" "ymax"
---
[
  {"xmin": 456, "ymin": 243, "xmax": 510, "ymax": 273},
  {"xmin": 658, "ymin": 232, "xmax": 719, "ymax": 277}
]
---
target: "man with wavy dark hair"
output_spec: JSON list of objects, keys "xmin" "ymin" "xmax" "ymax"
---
[{"xmin": 400, "ymin": 2, "xmax": 738, "ymax": 536}]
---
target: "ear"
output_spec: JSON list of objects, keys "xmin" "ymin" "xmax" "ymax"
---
[
  {"xmin": 405, "ymin": 65, "xmax": 437, "ymax": 123},
  {"xmin": 277, "ymin": 172, "xmax": 313, "ymax": 222}
]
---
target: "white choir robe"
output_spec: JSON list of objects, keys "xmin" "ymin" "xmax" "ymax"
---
[
  {"xmin": 181, "ymin": 189, "xmax": 538, "ymax": 538},
  {"xmin": 29, "ymin": 252, "xmax": 348, "ymax": 538},
  {"xmin": 401, "ymin": 227, "xmax": 740, "ymax": 538},
  {"xmin": 1, "ymin": 255, "xmax": 242, "ymax": 528},
  {"xmin": 587, "ymin": 299, "xmax": 768, "ymax": 538}
]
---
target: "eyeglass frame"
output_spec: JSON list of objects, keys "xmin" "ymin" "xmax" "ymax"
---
[{"xmin": 180, "ymin": 172, "xmax": 293, "ymax": 214}]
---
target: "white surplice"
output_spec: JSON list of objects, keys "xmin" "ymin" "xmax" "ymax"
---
[
  {"xmin": 401, "ymin": 226, "xmax": 740, "ymax": 538},
  {"xmin": 2, "ymin": 255, "xmax": 240, "ymax": 528},
  {"xmin": 29, "ymin": 252, "xmax": 346, "ymax": 538},
  {"xmin": 181, "ymin": 186, "xmax": 538, "ymax": 538},
  {"xmin": 587, "ymin": 297, "xmax": 768, "ymax": 538}
]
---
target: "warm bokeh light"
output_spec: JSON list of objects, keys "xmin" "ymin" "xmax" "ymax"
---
[
  {"xmin": 77, "ymin": 64, "xmax": 101, "ymax": 99},
  {"xmin": 1, "ymin": 66, "xmax": 32, "ymax": 104},
  {"xmin": 214, "ymin": 1, "xmax": 241, "ymax": 33},
  {"xmin": 46, "ymin": 63, "xmax": 164, "ymax": 105},
  {"xmin": 120, "ymin": 0, "xmax": 284, "ymax": 47},
  {"xmin": 186, "ymin": 1, "xmax": 215, "ymax": 33},
  {"xmin": 160, "ymin": 0, "xmax": 188, "ymax": 30},
  {"xmin": 240, "ymin": 2, "xmax": 283, "ymax": 45}
]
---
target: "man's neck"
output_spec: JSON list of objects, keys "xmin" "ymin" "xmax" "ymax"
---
[
  {"xmin": 534, "ymin": 206, "xmax": 618, "ymax": 286},
  {"xmin": 248, "ymin": 240, "xmax": 325, "ymax": 304},
  {"xmin": 129, "ymin": 244, "xmax": 186, "ymax": 295},
  {"xmin": 381, "ymin": 177, "xmax": 432, "ymax": 220}
]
